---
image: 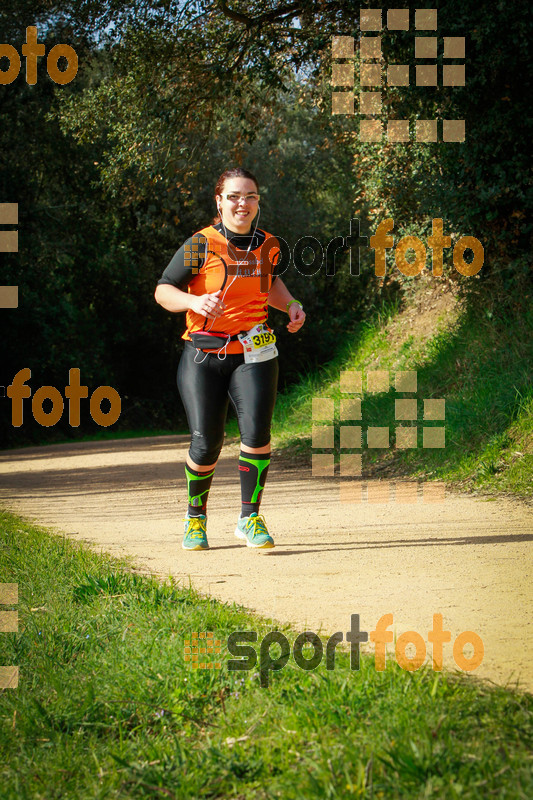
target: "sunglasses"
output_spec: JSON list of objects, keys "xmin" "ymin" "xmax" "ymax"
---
[{"xmin": 222, "ymin": 193, "xmax": 260, "ymax": 203}]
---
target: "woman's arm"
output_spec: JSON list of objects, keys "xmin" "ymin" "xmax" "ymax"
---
[
  {"xmin": 154, "ymin": 284, "xmax": 226, "ymax": 319},
  {"xmin": 267, "ymin": 278, "xmax": 306, "ymax": 333},
  {"xmin": 155, "ymin": 232, "xmax": 225, "ymax": 319}
]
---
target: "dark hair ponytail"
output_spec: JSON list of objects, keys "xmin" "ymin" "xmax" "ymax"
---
[{"xmin": 212, "ymin": 167, "xmax": 260, "ymax": 224}]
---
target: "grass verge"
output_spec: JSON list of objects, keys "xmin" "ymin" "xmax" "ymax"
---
[
  {"xmin": 266, "ymin": 288, "xmax": 533, "ymax": 500},
  {"xmin": 1, "ymin": 510, "xmax": 532, "ymax": 799}
]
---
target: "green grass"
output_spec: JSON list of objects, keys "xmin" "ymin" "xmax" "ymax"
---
[
  {"xmin": 267, "ymin": 294, "xmax": 533, "ymax": 499},
  {"xmin": 1, "ymin": 510, "xmax": 532, "ymax": 799}
]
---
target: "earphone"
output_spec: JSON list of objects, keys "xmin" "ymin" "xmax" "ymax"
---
[{"xmin": 205, "ymin": 201, "xmax": 262, "ymax": 352}]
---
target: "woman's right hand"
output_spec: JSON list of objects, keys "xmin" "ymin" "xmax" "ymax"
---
[{"xmin": 189, "ymin": 290, "xmax": 226, "ymax": 319}]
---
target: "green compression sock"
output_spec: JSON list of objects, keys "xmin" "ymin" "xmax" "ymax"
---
[
  {"xmin": 185, "ymin": 464, "xmax": 215, "ymax": 517},
  {"xmin": 238, "ymin": 451, "xmax": 270, "ymax": 517}
]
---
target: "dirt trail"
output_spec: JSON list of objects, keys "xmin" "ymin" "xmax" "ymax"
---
[{"xmin": 1, "ymin": 435, "xmax": 532, "ymax": 691}]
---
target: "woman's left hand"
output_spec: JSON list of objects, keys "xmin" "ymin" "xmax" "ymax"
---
[{"xmin": 287, "ymin": 303, "xmax": 306, "ymax": 333}]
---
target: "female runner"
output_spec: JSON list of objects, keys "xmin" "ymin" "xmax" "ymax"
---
[{"xmin": 155, "ymin": 167, "xmax": 305, "ymax": 550}]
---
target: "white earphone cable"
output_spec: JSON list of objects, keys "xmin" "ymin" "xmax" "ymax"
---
[{"xmin": 205, "ymin": 204, "xmax": 261, "ymax": 342}]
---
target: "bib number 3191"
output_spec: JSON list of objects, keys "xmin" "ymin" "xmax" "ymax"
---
[
  {"xmin": 252, "ymin": 331, "xmax": 275, "ymax": 347},
  {"xmin": 238, "ymin": 324, "xmax": 278, "ymax": 363}
]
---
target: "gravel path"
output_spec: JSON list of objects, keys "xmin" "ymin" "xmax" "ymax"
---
[{"xmin": 1, "ymin": 435, "xmax": 532, "ymax": 691}]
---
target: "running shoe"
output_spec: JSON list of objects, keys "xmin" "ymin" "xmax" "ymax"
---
[
  {"xmin": 182, "ymin": 514, "xmax": 209, "ymax": 550},
  {"xmin": 234, "ymin": 512, "xmax": 274, "ymax": 549}
]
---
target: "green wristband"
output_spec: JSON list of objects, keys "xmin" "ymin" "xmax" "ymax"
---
[{"xmin": 286, "ymin": 299, "xmax": 303, "ymax": 313}]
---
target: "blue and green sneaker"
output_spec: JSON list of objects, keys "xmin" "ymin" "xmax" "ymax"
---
[
  {"xmin": 182, "ymin": 514, "xmax": 209, "ymax": 550},
  {"xmin": 234, "ymin": 512, "xmax": 274, "ymax": 549}
]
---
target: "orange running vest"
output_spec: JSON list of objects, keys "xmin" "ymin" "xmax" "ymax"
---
[{"xmin": 183, "ymin": 225, "xmax": 280, "ymax": 354}]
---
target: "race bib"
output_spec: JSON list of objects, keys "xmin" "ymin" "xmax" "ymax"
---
[{"xmin": 238, "ymin": 324, "xmax": 278, "ymax": 363}]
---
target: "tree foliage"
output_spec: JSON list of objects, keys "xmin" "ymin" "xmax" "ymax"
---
[{"xmin": 1, "ymin": 0, "xmax": 530, "ymax": 445}]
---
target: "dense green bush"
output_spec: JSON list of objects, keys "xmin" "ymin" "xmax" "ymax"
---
[{"xmin": 1, "ymin": 1, "xmax": 530, "ymax": 446}]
